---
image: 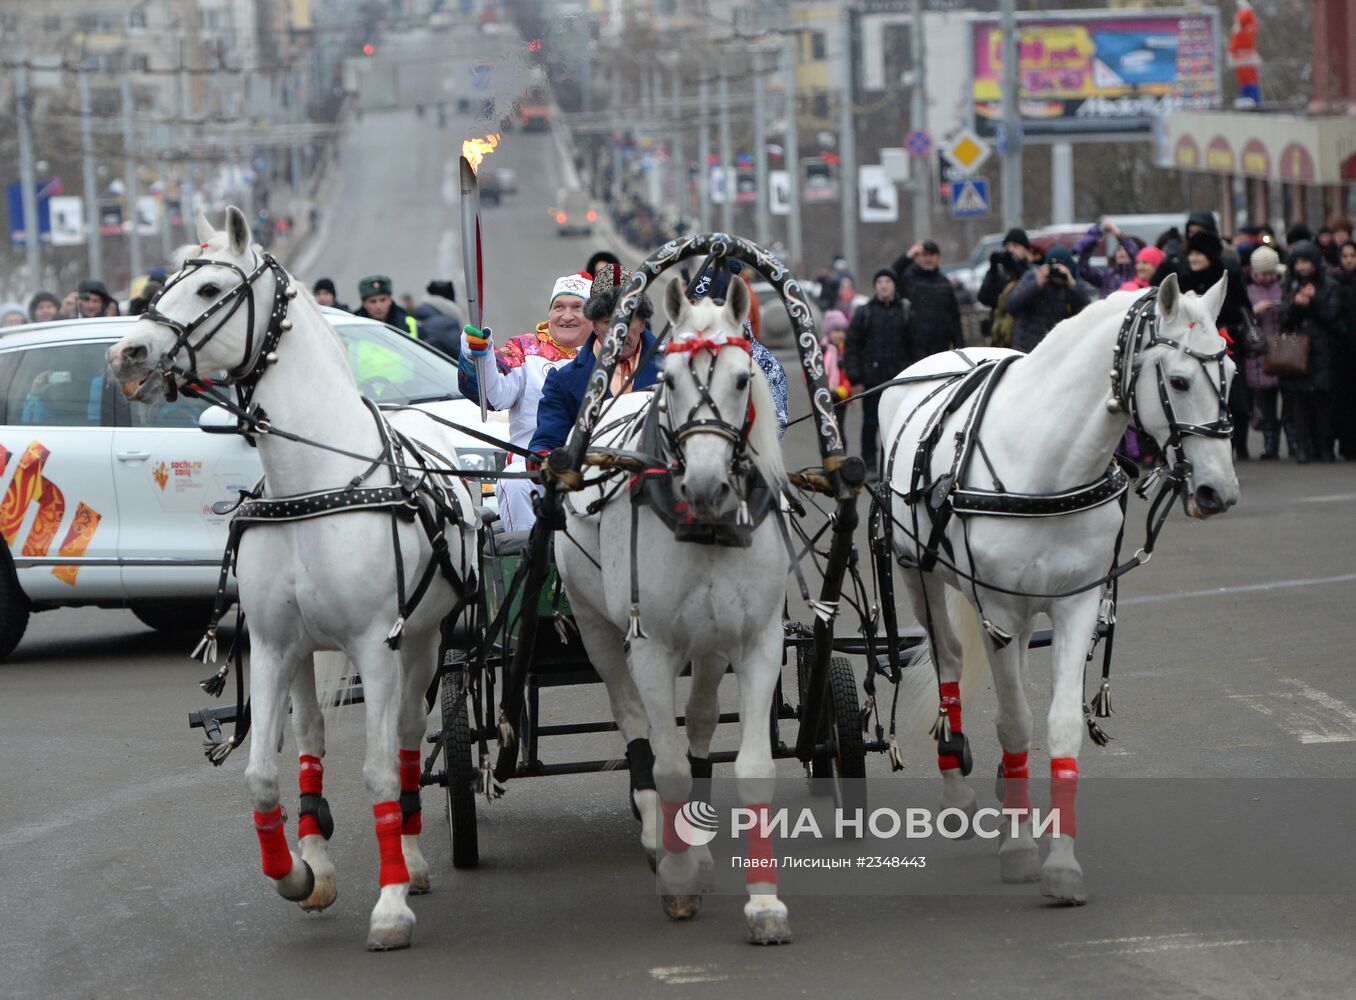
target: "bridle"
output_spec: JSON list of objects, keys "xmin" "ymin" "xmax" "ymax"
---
[
  {"xmin": 142, "ymin": 247, "xmax": 294, "ymax": 406},
  {"xmin": 659, "ymin": 333, "xmax": 757, "ymax": 468},
  {"xmin": 1107, "ymin": 291, "xmax": 1233, "ymax": 510}
]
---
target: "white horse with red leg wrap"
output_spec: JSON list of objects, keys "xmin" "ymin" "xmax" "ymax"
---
[
  {"xmin": 878, "ymin": 275, "xmax": 1239, "ymax": 903},
  {"xmin": 106, "ymin": 208, "xmax": 478, "ymax": 949},
  {"xmin": 555, "ymin": 278, "xmax": 793, "ymax": 943}
]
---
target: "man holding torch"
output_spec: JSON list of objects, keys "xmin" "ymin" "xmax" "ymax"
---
[{"xmin": 458, "ymin": 272, "xmax": 593, "ymax": 530}]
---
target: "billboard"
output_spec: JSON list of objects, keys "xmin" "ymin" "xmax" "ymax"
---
[{"xmin": 970, "ymin": 9, "xmax": 1221, "ymax": 138}]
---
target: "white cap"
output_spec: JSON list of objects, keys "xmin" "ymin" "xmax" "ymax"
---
[{"xmin": 549, "ymin": 272, "xmax": 592, "ymax": 307}]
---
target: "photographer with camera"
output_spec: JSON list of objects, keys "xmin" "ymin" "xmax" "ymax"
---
[{"xmin": 1002, "ymin": 245, "xmax": 1093, "ymax": 353}]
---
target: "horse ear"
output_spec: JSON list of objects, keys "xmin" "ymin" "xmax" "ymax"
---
[
  {"xmin": 664, "ymin": 278, "xmax": 690, "ymax": 327},
  {"xmin": 1200, "ymin": 272, "xmax": 1229, "ymax": 322},
  {"xmin": 1156, "ymin": 271, "xmax": 1181, "ymax": 322},
  {"xmin": 725, "ymin": 273, "xmax": 752, "ymax": 333},
  {"xmin": 195, "ymin": 208, "xmax": 216, "ymax": 244},
  {"xmin": 224, "ymin": 206, "xmax": 252, "ymax": 256}
]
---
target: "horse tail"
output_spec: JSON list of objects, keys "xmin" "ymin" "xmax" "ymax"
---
[
  {"xmin": 314, "ymin": 651, "xmax": 359, "ymax": 729},
  {"xmin": 895, "ymin": 585, "xmax": 992, "ymax": 764}
]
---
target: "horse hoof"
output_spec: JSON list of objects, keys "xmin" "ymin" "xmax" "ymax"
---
[
  {"xmin": 298, "ymin": 871, "xmax": 338, "ymax": 912},
  {"xmin": 274, "ymin": 859, "xmax": 315, "ymax": 903},
  {"xmin": 408, "ymin": 871, "xmax": 431, "ymax": 895},
  {"xmin": 999, "ymin": 845, "xmax": 1042, "ymax": 884},
  {"xmin": 660, "ymin": 894, "xmax": 702, "ymax": 920},
  {"xmin": 366, "ymin": 922, "xmax": 414, "ymax": 951},
  {"xmin": 747, "ymin": 911, "xmax": 793, "ymax": 946},
  {"xmin": 1041, "ymin": 867, "xmax": 1088, "ymax": 906}
]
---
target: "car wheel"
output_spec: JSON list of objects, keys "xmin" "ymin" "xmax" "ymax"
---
[
  {"xmin": 0, "ymin": 544, "xmax": 31, "ymax": 661},
  {"xmin": 132, "ymin": 601, "xmax": 217, "ymax": 634}
]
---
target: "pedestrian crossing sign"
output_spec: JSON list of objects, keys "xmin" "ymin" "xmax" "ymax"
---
[{"xmin": 950, "ymin": 178, "xmax": 990, "ymax": 219}]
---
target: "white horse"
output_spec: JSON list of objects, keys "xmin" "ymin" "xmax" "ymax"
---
[
  {"xmin": 107, "ymin": 207, "xmax": 478, "ymax": 950},
  {"xmin": 554, "ymin": 277, "xmax": 793, "ymax": 943},
  {"xmin": 878, "ymin": 275, "xmax": 1239, "ymax": 904}
]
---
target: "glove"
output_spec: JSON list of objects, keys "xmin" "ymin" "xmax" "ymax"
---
[{"xmin": 463, "ymin": 325, "xmax": 493, "ymax": 356}]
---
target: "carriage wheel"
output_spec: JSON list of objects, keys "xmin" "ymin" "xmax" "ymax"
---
[
  {"xmin": 440, "ymin": 671, "xmax": 479, "ymax": 869},
  {"xmin": 796, "ymin": 649, "xmax": 867, "ymax": 815}
]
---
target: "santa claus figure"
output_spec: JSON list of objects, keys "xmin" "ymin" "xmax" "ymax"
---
[{"xmin": 1228, "ymin": 0, "xmax": 1262, "ymax": 107}]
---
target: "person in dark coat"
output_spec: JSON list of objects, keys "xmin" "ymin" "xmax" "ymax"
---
[
  {"xmin": 352, "ymin": 274, "xmax": 418, "ymax": 337},
  {"xmin": 977, "ymin": 228, "xmax": 1033, "ymax": 310},
  {"xmin": 411, "ymin": 294, "xmax": 461, "ymax": 357},
  {"xmin": 312, "ymin": 277, "xmax": 350, "ymax": 312},
  {"xmin": 1279, "ymin": 240, "xmax": 1342, "ymax": 462},
  {"xmin": 1002, "ymin": 246, "xmax": 1093, "ymax": 354},
  {"xmin": 1151, "ymin": 211, "xmax": 1221, "ymax": 286},
  {"xmin": 77, "ymin": 279, "xmax": 116, "ymax": 318},
  {"xmin": 845, "ymin": 267, "xmax": 913, "ymax": 474},
  {"xmin": 27, "ymin": 291, "xmax": 60, "ymax": 324},
  {"xmin": 1330, "ymin": 241, "xmax": 1356, "ymax": 459},
  {"xmin": 1174, "ymin": 227, "xmax": 1254, "ymax": 458},
  {"xmin": 892, "ymin": 239, "xmax": 964, "ymax": 356}
]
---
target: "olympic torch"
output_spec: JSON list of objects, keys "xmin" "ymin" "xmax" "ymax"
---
[{"xmin": 459, "ymin": 133, "xmax": 500, "ymax": 423}]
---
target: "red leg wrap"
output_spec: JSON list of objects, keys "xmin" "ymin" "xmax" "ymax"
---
[
  {"xmin": 254, "ymin": 806, "xmax": 293, "ymax": 880},
  {"xmin": 399, "ymin": 748, "xmax": 422, "ymax": 836},
  {"xmin": 1050, "ymin": 757, "xmax": 1078, "ymax": 839},
  {"xmin": 298, "ymin": 755, "xmax": 324, "ymax": 839},
  {"xmin": 1001, "ymin": 750, "xmax": 1031, "ymax": 819},
  {"xmin": 661, "ymin": 799, "xmax": 689, "ymax": 854},
  {"xmin": 745, "ymin": 803, "xmax": 777, "ymax": 886},
  {"xmin": 374, "ymin": 801, "xmax": 410, "ymax": 887},
  {"xmin": 937, "ymin": 681, "xmax": 963, "ymax": 772}
]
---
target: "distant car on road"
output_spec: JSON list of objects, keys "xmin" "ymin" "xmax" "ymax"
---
[
  {"xmin": 553, "ymin": 188, "xmax": 595, "ymax": 237},
  {"xmin": 0, "ymin": 310, "xmax": 505, "ymax": 661},
  {"xmin": 494, "ymin": 167, "xmax": 518, "ymax": 195},
  {"xmin": 480, "ymin": 170, "xmax": 502, "ymax": 206}
]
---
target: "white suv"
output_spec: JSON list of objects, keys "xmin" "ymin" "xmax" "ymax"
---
[{"xmin": 0, "ymin": 309, "xmax": 504, "ymax": 659}]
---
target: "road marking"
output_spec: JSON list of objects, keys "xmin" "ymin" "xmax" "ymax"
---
[
  {"xmin": 649, "ymin": 966, "xmax": 727, "ymax": 985},
  {"xmin": 1228, "ymin": 678, "xmax": 1356, "ymax": 744},
  {"xmin": 1058, "ymin": 932, "xmax": 1287, "ymax": 957},
  {"xmin": 1123, "ymin": 572, "xmax": 1356, "ymax": 606},
  {"xmin": 1299, "ymin": 492, "xmax": 1356, "ymax": 503}
]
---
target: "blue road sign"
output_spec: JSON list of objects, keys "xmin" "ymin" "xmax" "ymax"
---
[
  {"xmin": 950, "ymin": 177, "xmax": 990, "ymax": 219},
  {"xmin": 905, "ymin": 129, "xmax": 932, "ymax": 158}
]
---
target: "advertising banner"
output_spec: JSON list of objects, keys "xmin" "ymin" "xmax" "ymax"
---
[{"xmin": 970, "ymin": 9, "xmax": 1221, "ymax": 137}]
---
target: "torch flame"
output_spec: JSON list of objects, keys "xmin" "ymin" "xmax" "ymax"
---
[{"xmin": 461, "ymin": 133, "xmax": 501, "ymax": 172}]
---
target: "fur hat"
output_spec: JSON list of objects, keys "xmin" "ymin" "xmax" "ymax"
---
[
  {"xmin": 584, "ymin": 262, "xmax": 652, "ymax": 321},
  {"xmin": 1187, "ymin": 228, "xmax": 1223, "ymax": 261}
]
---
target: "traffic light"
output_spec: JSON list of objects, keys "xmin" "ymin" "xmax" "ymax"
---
[
  {"xmin": 528, "ymin": 39, "xmax": 542, "ymax": 52},
  {"xmin": 362, "ymin": 43, "xmax": 375, "ymax": 56}
]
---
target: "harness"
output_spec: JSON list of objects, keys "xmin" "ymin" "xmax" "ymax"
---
[
  {"xmin": 873, "ymin": 291, "xmax": 1233, "ymax": 753},
  {"xmin": 141, "ymin": 248, "xmax": 475, "ymax": 765}
]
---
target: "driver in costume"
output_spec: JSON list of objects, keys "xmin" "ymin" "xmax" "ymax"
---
[{"xmin": 458, "ymin": 271, "xmax": 593, "ymax": 530}]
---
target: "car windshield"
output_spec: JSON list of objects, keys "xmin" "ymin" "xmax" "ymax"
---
[{"xmin": 334, "ymin": 321, "xmax": 463, "ymax": 404}]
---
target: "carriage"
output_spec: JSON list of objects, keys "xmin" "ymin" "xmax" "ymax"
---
[{"xmin": 157, "ymin": 216, "xmax": 1234, "ymax": 949}]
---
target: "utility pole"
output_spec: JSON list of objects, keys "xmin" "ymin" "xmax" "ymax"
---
[
  {"xmin": 837, "ymin": 4, "xmax": 858, "ymax": 277},
  {"xmin": 121, "ymin": 70, "xmax": 144, "ymax": 279},
  {"xmin": 717, "ymin": 67, "xmax": 733, "ymax": 233},
  {"xmin": 751, "ymin": 46, "xmax": 770, "ymax": 247},
  {"xmin": 15, "ymin": 53, "xmax": 43, "ymax": 288},
  {"xmin": 782, "ymin": 30, "xmax": 802, "ymax": 270},
  {"xmin": 288, "ymin": 63, "xmax": 304, "ymax": 201},
  {"xmin": 671, "ymin": 69, "xmax": 685, "ymax": 221},
  {"xmin": 697, "ymin": 76, "xmax": 711, "ymax": 231},
  {"xmin": 78, "ymin": 63, "xmax": 103, "ymax": 280},
  {"xmin": 910, "ymin": 0, "xmax": 930, "ymax": 238},
  {"xmin": 1000, "ymin": 0, "xmax": 1024, "ymax": 230}
]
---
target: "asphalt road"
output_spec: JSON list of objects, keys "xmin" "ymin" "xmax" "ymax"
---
[{"xmin": 3, "ymin": 26, "xmax": 1355, "ymax": 1000}]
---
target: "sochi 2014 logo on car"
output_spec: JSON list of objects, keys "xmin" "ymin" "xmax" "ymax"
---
[{"xmin": 674, "ymin": 801, "xmax": 720, "ymax": 847}]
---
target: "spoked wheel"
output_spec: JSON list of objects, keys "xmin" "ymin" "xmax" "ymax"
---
[
  {"xmin": 440, "ymin": 670, "xmax": 479, "ymax": 869},
  {"xmin": 797, "ymin": 649, "xmax": 867, "ymax": 817}
]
